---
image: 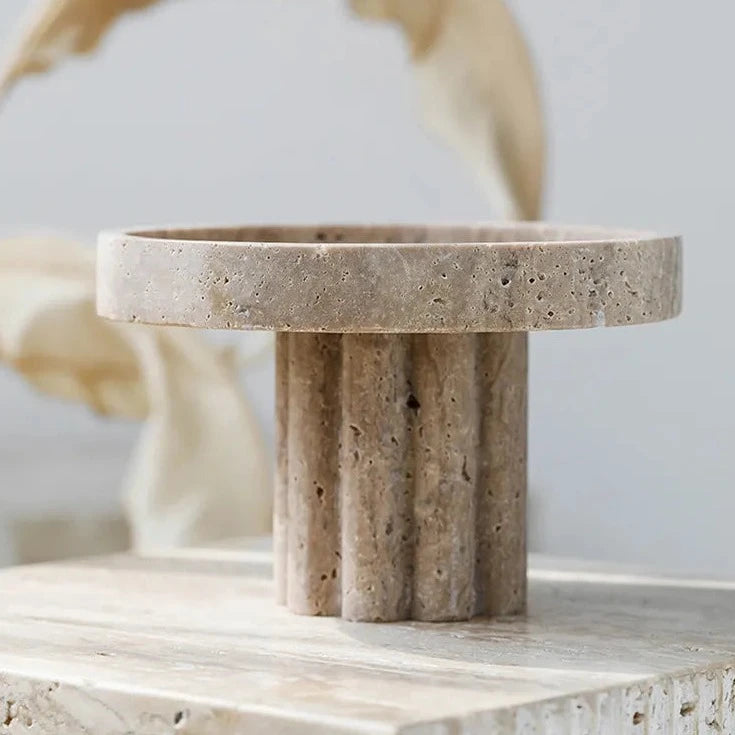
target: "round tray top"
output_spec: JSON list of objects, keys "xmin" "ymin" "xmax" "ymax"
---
[{"xmin": 97, "ymin": 224, "xmax": 681, "ymax": 333}]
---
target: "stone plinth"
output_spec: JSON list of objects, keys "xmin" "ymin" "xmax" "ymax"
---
[
  {"xmin": 97, "ymin": 224, "xmax": 682, "ymax": 621},
  {"xmin": 2, "ymin": 542, "xmax": 735, "ymax": 735}
]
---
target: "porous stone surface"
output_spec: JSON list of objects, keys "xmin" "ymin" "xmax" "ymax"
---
[
  {"xmin": 96, "ymin": 223, "xmax": 681, "ymax": 624},
  {"xmin": 2, "ymin": 544, "xmax": 735, "ymax": 735},
  {"xmin": 97, "ymin": 224, "xmax": 682, "ymax": 333},
  {"xmin": 284, "ymin": 332, "xmax": 342, "ymax": 616},
  {"xmin": 276, "ymin": 331, "xmax": 527, "ymax": 622}
]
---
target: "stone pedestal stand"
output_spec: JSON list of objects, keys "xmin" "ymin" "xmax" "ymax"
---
[{"xmin": 97, "ymin": 224, "xmax": 681, "ymax": 622}]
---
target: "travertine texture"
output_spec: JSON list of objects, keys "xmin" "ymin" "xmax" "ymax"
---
[
  {"xmin": 277, "ymin": 331, "xmax": 527, "ymax": 622},
  {"xmin": 1, "ymin": 542, "xmax": 735, "ymax": 735},
  {"xmin": 97, "ymin": 224, "xmax": 682, "ymax": 333},
  {"xmin": 411, "ymin": 333, "xmax": 478, "ymax": 620},
  {"xmin": 475, "ymin": 333, "xmax": 528, "ymax": 615},
  {"xmin": 341, "ymin": 333, "xmax": 414, "ymax": 622},
  {"xmin": 96, "ymin": 223, "xmax": 682, "ymax": 624},
  {"xmin": 274, "ymin": 333, "xmax": 289, "ymax": 605},
  {"xmin": 285, "ymin": 333, "xmax": 342, "ymax": 616}
]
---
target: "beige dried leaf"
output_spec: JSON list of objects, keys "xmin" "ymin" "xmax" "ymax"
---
[
  {"xmin": 0, "ymin": 236, "xmax": 271, "ymax": 549},
  {"xmin": 352, "ymin": 0, "xmax": 545, "ymax": 219},
  {"xmin": 0, "ymin": 237, "xmax": 146, "ymax": 417},
  {"xmin": 0, "ymin": 0, "xmax": 163, "ymax": 99}
]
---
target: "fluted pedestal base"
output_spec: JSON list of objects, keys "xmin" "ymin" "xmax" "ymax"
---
[{"xmin": 275, "ymin": 331, "xmax": 527, "ymax": 622}]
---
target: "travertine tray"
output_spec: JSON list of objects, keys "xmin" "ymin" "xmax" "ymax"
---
[{"xmin": 97, "ymin": 224, "xmax": 682, "ymax": 622}]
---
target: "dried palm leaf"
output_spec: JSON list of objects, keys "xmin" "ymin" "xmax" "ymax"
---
[
  {"xmin": 352, "ymin": 0, "xmax": 545, "ymax": 219},
  {"xmin": 0, "ymin": 236, "xmax": 271, "ymax": 549},
  {"xmin": 0, "ymin": 0, "xmax": 164, "ymax": 99}
]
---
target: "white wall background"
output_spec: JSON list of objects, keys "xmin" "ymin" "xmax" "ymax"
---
[{"xmin": 0, "ymin": 0, "xmax": 732, "ymax": 571}]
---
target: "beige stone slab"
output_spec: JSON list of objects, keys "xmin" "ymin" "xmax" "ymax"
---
[
  {"xmin": 1, "ymin": 543, "xmax": 735, "ymax": 734},
  {"xmin": 96, "ymin": 223, "xmax": 681, "ymax": 333}
]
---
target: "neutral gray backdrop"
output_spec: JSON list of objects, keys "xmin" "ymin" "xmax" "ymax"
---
[{"xmin": 0, "ymin": 0, "xmax": 732, "ymax": 571}]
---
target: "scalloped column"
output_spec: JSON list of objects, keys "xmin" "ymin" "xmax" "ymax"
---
[{"xmin": 275, "ymin": 331, "xmax": 527, "ymax": 622}]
